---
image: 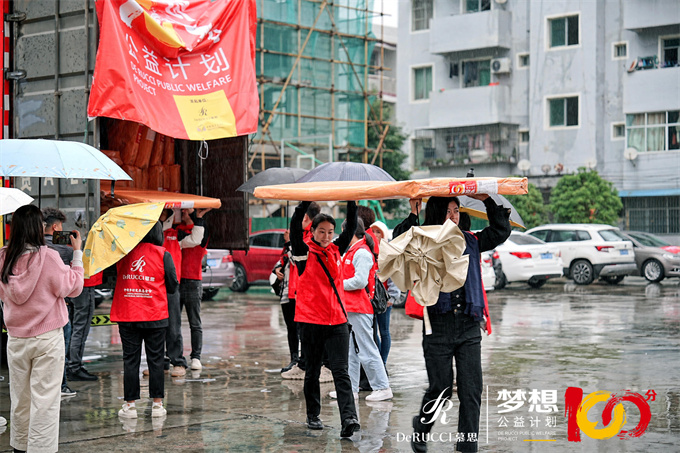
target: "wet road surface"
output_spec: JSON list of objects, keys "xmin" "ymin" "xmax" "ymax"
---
[{"xmin": 1, "ymin": 277, "xmax": 679, "ymax": 452}]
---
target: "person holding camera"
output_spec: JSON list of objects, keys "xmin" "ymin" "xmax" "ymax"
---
[{"xmin": 0, "ymin": 204, "xmax": 84, "ymax": 453}]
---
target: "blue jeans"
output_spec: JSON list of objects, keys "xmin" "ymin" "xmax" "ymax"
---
[
  {"xmin": 375, "ymin": 305, "xmax": 392, "ymax": 364},
  {"xmin": 347, "ymin": 312, "xmax": 390, "ymax": 393},
  {"xmin": 414, "ymin": 309, "xmax": 482, "ymax": 453}
]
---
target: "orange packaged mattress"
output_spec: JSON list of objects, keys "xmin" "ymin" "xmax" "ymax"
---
[{"xmin": 253, "ymin": 177, "xmax": 528, "ymax": 201}]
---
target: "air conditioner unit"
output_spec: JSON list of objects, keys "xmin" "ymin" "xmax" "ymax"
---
[{"xmin": 491, "ymin": 58, "xmax": 511, "ymax": 74}]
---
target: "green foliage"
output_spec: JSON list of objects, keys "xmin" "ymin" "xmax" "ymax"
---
[
  {"xmin": 549, "ymin": 168, "xmax": 622, "ymax": 225},
  {"xmin": 505, "ymin": 183, "xmax": 549, "ymax": 230}
]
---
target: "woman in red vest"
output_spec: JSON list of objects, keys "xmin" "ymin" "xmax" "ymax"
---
[
  {"xmin": 111, "ymin": 221, "xmax": 179, "ymax": 420},
  {"xmin": 290, "ymin": 200, "xmax": 360, "ymax": 438}
]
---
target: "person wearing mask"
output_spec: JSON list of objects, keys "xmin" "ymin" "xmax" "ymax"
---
[
  {"xmin": 177, "ymin": 208, "xmax": 211, "ymax": 372},
  {"xmin": 112, "ymin": 221, "xmax": 178, "ymax": 420},
  {"xmin": 0, "ymin": 204, "xmax": 84, "ymax": 453},
  {"xmin": 369, "ymin": 221, "xmax": 401, "ymax": 365},
  {"xmin": 42, "ymin": 207, "xmax": 78, "ymax": 396},
  {"xmin": 331, "ymin": 218, "xmax": 393, "ymax": 402},
  {"xmin": 156, "ymin": 208, "xmax": 205, "ymax": 377},
  {"xmin": 393, "ymin": 196, "xmax": 510, "ymax": 453},
  {"xmin": 290, "ymin": 200, "xmax": 360, "ymax": 438}
]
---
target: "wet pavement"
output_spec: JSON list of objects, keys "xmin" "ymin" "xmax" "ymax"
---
[{"xmin": 1, "ymin": 277, "xmax": 679, "ymax": 452}]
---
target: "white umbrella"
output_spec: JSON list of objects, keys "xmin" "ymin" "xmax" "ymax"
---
[
  {"xmin": 378, "ymin": 220, "xmax": 469, "ymax": 334},
  {"xmin": 0, "ymin": 139, "xmax": 131, "ymax": 180},
  {"xmin": 0, "ymin": 187, "xmax": 34, "ymax": 216}
]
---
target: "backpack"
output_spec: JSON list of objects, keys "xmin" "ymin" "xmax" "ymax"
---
[{"xmin": 369, "ymin": 275, "xmax": 389, "ymax": 315}]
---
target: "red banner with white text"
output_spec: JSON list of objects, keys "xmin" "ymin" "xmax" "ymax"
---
[{"xmin": 87, "ymin": 0, "xmax": 258, "ymax": 140}]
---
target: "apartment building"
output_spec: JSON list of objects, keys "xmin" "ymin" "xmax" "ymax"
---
[{"xmin": 397, "ymin": 0, "xmax": 680, "ymax": 235}]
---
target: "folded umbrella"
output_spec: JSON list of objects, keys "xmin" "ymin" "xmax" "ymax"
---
[
  {"xmin": 83, "ymin": 202, "xmax": 164, "ymax": 278},
  {"xmin": 0, "ymin": 187, "xmax": 34, "ymax": 216},
  {"xmin": 378, "ymin": 220, "xmax": 469, "ymax": 334}
]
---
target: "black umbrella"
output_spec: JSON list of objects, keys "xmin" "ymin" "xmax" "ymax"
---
[
  {"xmin": 237, "ymin": 167, "xmax": 310, "ymax": 194},
  {"xmin": 459, "ymin": 194, "xmax": 525, "ymax": 229},
  {"xmin": 295, "ymin": 162, "xmax": 395, "ymax": 183}
]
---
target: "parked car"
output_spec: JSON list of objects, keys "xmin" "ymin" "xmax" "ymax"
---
[
  {"xmin": 492, "ymin": 232, "xmax": 563, "ymax": 289},
  {"xmin": 622, "ymin": 231, "xmax": 680, "ymax": 283},
  {"xmin": 201, "ymin": 249, "xmax": 236, "ymax": 300},
  {"xmin": 526, "ymin": 224, "xmax": 636, "ymax": 285},
  {"xmin": 481, "ymin": 251, "xmax": 496, "ymax": 292},
  {"xmin": 230, "ymin": 229, "xmax": 286, "ymax": 292}
]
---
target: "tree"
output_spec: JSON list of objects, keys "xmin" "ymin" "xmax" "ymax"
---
[
  {"xmin": 348, "ymin": 100, "xmax": 410, "ymax": 214},
  {"xmin": 549, "ymin": 168, "xmax": 622, "ymax": 225},
  {"xmin": 505, "ymin": 182, "xmax": 549, "ymax": 229}
]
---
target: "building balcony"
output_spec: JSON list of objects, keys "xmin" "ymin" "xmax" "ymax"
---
[
  {"xmin": 368, "ymin": 74, "xmax": 397, "ymax": 100},
  {"xmin": 430, "ymin": 10, "xmax": 512, "ymax": 55},
  {"xmin": 624, "ymin": 0, "xmax": 680, "ymax": 30},
  {"xmin": 623, "ymin": 66, "xmax": 680, "ymax": 113},
  {"xmin": 429, "ymin": 84, "xmax": 512, "ymax": 129}
]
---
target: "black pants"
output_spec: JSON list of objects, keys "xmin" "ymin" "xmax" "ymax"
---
[
  {"xmin": 118, "ymin": 323, "xmax": 166, "ymax": 401},
  {"xmin": 415, "ymin": 310, "xmax": 482, "ymax": 453},
  {"xmin": 299, "ymin": 322, "xmax": 357, "ymax": 423},
  {"xmin": 67, "ymin": 287, "xmax": 95, "ymax": 373},
  {"xmin": 281, "ymin": 299, "xmax": 299, "ymax": 360},
  {"xmin": 180, "ymin": 279, "xmax": 203, "ymax": 360},
  {"xmin": 166, "ymin": 290, "xmax": 187, "ymax": 367}
]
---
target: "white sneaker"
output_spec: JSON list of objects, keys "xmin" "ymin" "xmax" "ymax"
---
[
  {"xmin": 329, "ymin": 391, "xmax": 359, "ymax": 399},
  {"xmin": 190, "ymin": 358, "xmax": 202, "ymax": 370},
  {"xmin": 118, "ymin": 403, "xmax": 138, "ymax": 419},
  {"xmin": 365, "ymin": 388, "xmax": 393, "ymax": 401},
  {"xmin": 171, "ymin": 366, "xmax": 186, "ymax": 377},
  {"xmin": 319, "ymin": 366, "xmax": 333, "ymax": 383},
  {"xmin": 281, "ymin": 364, "xmax": 305, "ymax": 380},
  {"xmin": 152, "ymin": 402, "xmax": 167, "ymax": 417}
]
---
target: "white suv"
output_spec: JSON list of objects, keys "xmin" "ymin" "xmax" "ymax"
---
[{"xmin": 526, "ymin": 224, "xmax": 636, "ymax": 285}]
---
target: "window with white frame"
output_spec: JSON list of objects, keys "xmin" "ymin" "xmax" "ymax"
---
[
  {"xmin": 612, "ymin": 123, "xmax": 625, "ymax": 140},
  {"xmin": 413, "ymin": 66, "xmax": 433, "ymax": 101},
  {"xmin": 613, "ymin": 42, "xmax": 627, "ymax": 59},
  {"xmin": 462, "ymin": 60, "xmax": 491, "ymax": 88},
  {"xmin": 517, "ymin": 53, "xmax": 530, "ymax": 68},
  {"xmin": 412, "ymin": 0, "xmax": 433, "ymax": 32},
  {"xmin": 548, "ymin": 96, "xmax": 579, "ymax": 127},
  {"xmin": 626, "ymin": 111, "xmax": 680, "ymax": 152},
  {"xmin": 465, "ymin": 0, "xmax": 490, "ymax": 13},
  {"xmin": 662, "ymin": 37, "xmax": 679, "ymax": 67},
  {"xmin": 549, "ymin": 15, "xmax": 579, "ymax": 48},
  {"xmin": 519, "ymin": 130, "xmax": 530, "ymax": 143}
]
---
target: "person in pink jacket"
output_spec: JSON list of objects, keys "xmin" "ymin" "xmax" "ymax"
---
[{"xmin": 0, "ymin": 204, "xmax": 84, "ymax": 453}]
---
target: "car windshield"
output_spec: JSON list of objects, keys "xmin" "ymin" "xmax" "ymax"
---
[
  {"xmin": 599, "ymin": 229, "xmax": 628, "ymax": 242},
  {"xmin": 628, "ymin": 232, "xmax": 671, "ymax": 247},
  {"xmin": 509, "ymin": 233, "xmax": 545, "ymax": 245}
]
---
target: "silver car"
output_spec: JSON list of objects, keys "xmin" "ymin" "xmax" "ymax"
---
[
  {"xmin": 622, "ymin": 231, "xmax": 680, "ymax": 283},
  {"xmin": 201, "ymin": 249, "xmax": 236, "ymax": 300}
]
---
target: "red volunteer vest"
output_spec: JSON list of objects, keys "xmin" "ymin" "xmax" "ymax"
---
[
  {"xmin": 111, "ymin": 242, "xmax": 168, "ymax": 322},
  {"xmin": 342, "ymin": 239, "xmax": 374, "ymax": 314},
  {"xmin": 84, "ymin": 271, "xmax": 103, "ymax": 287},
  {"xmin": 181, "ymin": 245, "xmax": 207, "ymax": 280},
  {"xmin": 163, "ymin": 228, "xmax": 182, "ymax": 281},
  {"xmin": 294, "ymin": 239, "xmax": 347, "ymax": 326}
]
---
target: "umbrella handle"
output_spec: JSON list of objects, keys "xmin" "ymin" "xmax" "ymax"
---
[{"xmin": 110, "ymin": 180, "xmax": 116, "ymax": 198}]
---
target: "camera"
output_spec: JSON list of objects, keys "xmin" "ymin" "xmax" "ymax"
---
[{"xmin": 53, "ymin": 230, "xmax": 76, "ymax": 245}]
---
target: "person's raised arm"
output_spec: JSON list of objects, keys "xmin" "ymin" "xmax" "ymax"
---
[
  {"xmin": 290, "ymin": 201, "xmax": 311, "ymax": 275},
  {"xmin": 334, "ymin": 201, "xmax": 357, "ymax": 255},
  {"xmin": 393, "ymin": 198, "xmax": 421, "ymax": 238},
  {"xmin": 470, "ymin": 194, "xmax": 511, "ymax": 252}
]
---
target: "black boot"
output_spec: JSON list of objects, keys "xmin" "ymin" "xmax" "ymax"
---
[
  {"xmin": 411, "ymin": 415, "xmax": 428, "ymax": 452},
  {"xmin": 281, "ymin": 353, "xmax": 299, "ymax": 373}
]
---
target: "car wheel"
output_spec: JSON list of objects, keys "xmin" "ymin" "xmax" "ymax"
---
[
  {"xmin": 202, "ymin": 287, "xmax": 220, "ymax": 301},
  {"xmin": 230, "ymin": 263, "xmax": 249, "ymax": 292},
  {"xmin": 642, "ymin": 259, "xmax": 665, "ymax": 283},
  {"xmin": 570, "ymin": 260, "xmax": 594, "ymax": 285},
  {"xmin": 495, "ymin": 271, "xmax": 507, "ymax": 290},
  {"xmin": 601, "ymin": 275, "xmax": 625, "ymax": 285},
  {"xmin": 527, "ymin": 278, "xmax": 547, "ymax": 288}
]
